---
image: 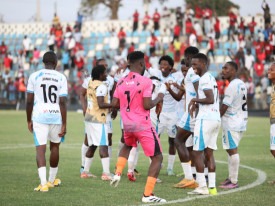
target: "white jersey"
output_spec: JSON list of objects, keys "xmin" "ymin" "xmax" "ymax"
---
[
  {"xmin": 196, "ymin": 72, "xmax": 220, "ymax": 121},
  {"xmin": 82, "ymin": 75, "xmax": 114, "ymax": 103},
  {"xmin": 161, "ymin": 73, "xmax": 179, "ymax": 113},
  {"xmin": 174, "ymin": 72, "xmax": 185, "ymax": 117},
  {"xmin": 222, "ymin": 78, "xmax": 248, "ymax": 131},
  {"xmin": 184, "ymin": 67, "xmax": 200, "ymax": 112},
  {"xmin": 27, "ymin": 69, "xmax": 68, "ymax": 124},
  {"xmin": 114, "ymin": 68, "xmax": 130, "ymax": 82}
]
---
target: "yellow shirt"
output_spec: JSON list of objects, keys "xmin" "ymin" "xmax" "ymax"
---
[{"xmin": 85, "ymin": 80, "xmax": 108, "ymax": 123}]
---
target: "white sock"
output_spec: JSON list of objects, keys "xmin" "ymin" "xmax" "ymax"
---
[
  {"xmin": 228, "ymin": 154, "xmax": 232, "ymax": 179},
  {"xmin": 191, "ymin": 166, "xmax": 197, "ymax": 175},
  {"xmin": 181, "ymin": 162, "xmax": 193, "ymax": 180},
  {"xmin": 204, "ymin": 167, "xmax": 208, "ymax": 176},
  {"xmin": 101, "ymin": 157, "xmax": 110, "ymax": 174},
  {"xmin": 49, "ymin": 167, "xmax": 58, "ymax": 183},
  {"xmin": 118, "ymin": 142, "xmax": 124, "ymax": 156},
  {"xmin": 83, "ymin": 157, "xmax": 93, "ymax": 172},
  {"xmin": 208, "ymin": 172, "xmax": 216, "ymax": 188},
  {"xmin": 128, "ymin": 147, "xmax": 137, "ymax": 173},
  {"xmin": 196, "ymin": 172, "xmax": 207, "ymax": 187},
  {"xmin": 167, "ymin": 155, "xmax": 176, "ymax": 170},
  {"xmin": 38, "ymin": 167, "xmax": 47, "ymax": 186},
  {"xmin": 108, "ymin": 146, "xmax": 112, "ymax": 160},
  {"xmin": 230, "ymin": 154, "xmax": 240, "ymax": 184},
  {"xmin": 81, "ymin": 143, "xmax": 89, "ymax": 167},
  {"xmin": 133, "ymin": 145, "xmax": 139, "ymax": 170}
]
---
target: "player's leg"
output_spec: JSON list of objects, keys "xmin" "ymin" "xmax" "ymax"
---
[
  {"xmin": 80, "ymin": 134, "xmax": 89, "ymax": 173},
  {"xmin": 48, "ymin": 141, "xmax": 61, "ymax": 187},
  {"xmin": 33, "ymin": 122, "xmax": 49, "ymax": 192},
  {"xmin": 107, "ymin": 113, "xmax": 113, "ymax": 162},
  {"xmin": 188, "ymin": 120, "xmax": 209, "ymax": 195},
  {"xmin": 110, "ymin": 132, "xmax": 134, "ymax": 187},
  {"xmin": 127, "ymin": 146, "xmax": 137, "ymax": 181},
  {"xmin": 220, "ymin": 130, "xmax": 242, "ymax": 188},
  {"xmin": 139, "ymin": 128, "xmax": 166, "ymax": 203}
]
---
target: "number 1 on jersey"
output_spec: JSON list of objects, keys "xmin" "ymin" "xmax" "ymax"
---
[{"xmin": 124, "ymin": 91, "xmax": 130, "ymax": 112}]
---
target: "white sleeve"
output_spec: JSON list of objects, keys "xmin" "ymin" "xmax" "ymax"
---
[
  {"xmin": 27, "ymin": 74, "xmax": 34, "ymax": 93},
  {"xmin": 191, "ymin": 73, "xmax": 200, "ymax": 83},
  {"xmin": 82, "ymin": 78, "xmax": 89, "ymax": 89},
  {"xmin": 158, "ymin": 83, "xmax": 167, "ymax": 94},
  {"xmin": 59, "ymin": 75, "xmax": 68, "ymax": 97},
  {"xmin": 223, "ymin": 84, "xmax": 234, "ymax": 106},
  {"xmin": 96, "ymin": 84, "xmax": 108, "ymax": 97},
  {"xmin": 200, "ymin": 76, "xmax": 212, "ymax": 91}
]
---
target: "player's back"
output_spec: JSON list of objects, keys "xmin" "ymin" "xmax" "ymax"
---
[
  {"xmin": 27, "ymin": 69, "xmax": 67, "ymax": 124},
  {"xmin": 222, "ymin": 78, "xmax": 247, "ymax": 131},
  {"xmin": 114, "ymin": 72, "xmax": 153, "ymax": 132}
]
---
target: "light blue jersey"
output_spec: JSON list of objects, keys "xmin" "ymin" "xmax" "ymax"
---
[{"xmin": 27, "ymin": 69, "xmax": 68, "ymax": 124}]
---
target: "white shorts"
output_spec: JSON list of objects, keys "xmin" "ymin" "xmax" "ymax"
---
[
  {"xmin": 85, "ymin": 122, "xmax": 108, "ymax": 146},
  {"xmin": 177, "ymin": 112, "xmax": 196, "ymax": 133},
  {"xmin": 222, "ymin": 130, "xmax": 243, "ymax": 150},
  {"xmin": 193, "ymin": 119, "xmax": 221, "ymax": 151},
  {"xmin": 270, "ymin": 124, "xmax": 275, "ymax": 150},
  {"xmin": 185, "ymin": 135, "xmax": 193, "ymax": 147},
  {"xmin": 33, "ymin": 122, "xmax": 63, "ymax": 146},
  {"xmin": 151, "ymin": 111, "xmax": 178, "ymax": 138},
  {"xmin": 106, "ymin": 113, "xmax": 113, "ymax": 134}
]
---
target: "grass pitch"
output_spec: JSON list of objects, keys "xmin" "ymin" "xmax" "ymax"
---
[{"xmin": 0, "ymin": 111, "xmax": 274, "ymax": 206}]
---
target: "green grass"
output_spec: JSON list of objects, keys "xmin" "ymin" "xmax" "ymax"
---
[{"xmin": 0, "ymin": 111, "xmax": 274, "ymax": 206}]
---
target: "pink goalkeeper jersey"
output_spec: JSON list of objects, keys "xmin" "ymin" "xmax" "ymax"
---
[{"xmin": 114, "ymin": 71, "xmax": 153, "ymax": 132}]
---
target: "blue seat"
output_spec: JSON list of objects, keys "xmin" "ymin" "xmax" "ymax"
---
[
  {"xmin": 201, "ymin": 41, "xmax": 207, "ymax": 49},
  {"xmin": 223, "ymin": 42, "xmax": 231, "ymax": 50},
  {"xmin": 154, "ymin": 30, "xmax": 160, "ymax": 36},
  {"xmin": 96, "ymin": 51, "xmax": 102, "ymax": 58},
  {"xmin": 89, "ymin": 45, "xmax": 95, "ymax": 50},
  {"xmin": 209, "ymin": 63, "xmax": 217, "ymax": 71},
  {"xmin": 103, "ymin": 44, "xmax": 110, "ymax": 50},
  {"xmin": 221, "ymin": 29, "xmax": 228, "ymax": 36},
  {"xmin": 215, "ymin": 49, "xmax": 223, "ymax": 56}
]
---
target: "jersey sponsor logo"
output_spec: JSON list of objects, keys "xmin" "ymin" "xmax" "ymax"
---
[
  {"xmin": 126, "ymin": 81, "xmax": 134, "ymax": 85},
  {"xmin": 43, "ymin": 109, "xmax": 60, "ymax": 113}
]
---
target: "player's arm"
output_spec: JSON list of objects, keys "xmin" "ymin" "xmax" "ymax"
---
[
  {"xmin": 97, "ymin": 96, "xmax": 112, "ymax": 109},
  {"xmin": 166, "ymin": 80, "xmax": 185, "ymax": 101},
  {"xmin": 193, "ymin": 81, "xmax": 199, "ymax": 93},
  {"xmin": 220, "ymin": 104, "xmax": 229, "ymax": 117},
  {"xmin": 143, "ymin": 93, "xmax": 164, "ymax": 110},
  {"xmin": 59, "ymin": 96, "xmax": 67, "ymax": 137},
  {"xmin": 79, "ymin": 87, "xmax": 87, "ymax": 116},
  {"xmin": 26, "ymin": 92, "xmax": 34, "ymax": 133}
]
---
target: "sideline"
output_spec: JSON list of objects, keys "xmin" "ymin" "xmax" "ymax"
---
[{"xmin": 137, "ymin": 160, "xmax": 267, "ymax": 206}]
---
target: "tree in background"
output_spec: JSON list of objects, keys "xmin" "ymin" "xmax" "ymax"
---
[{"xmin": 185, "ymin": 0, "xmax": 239, "ymax": 16}]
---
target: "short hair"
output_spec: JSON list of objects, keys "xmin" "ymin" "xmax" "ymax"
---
[
  {"xmin": 184, "ymin": 46, "xmax": 199, "ymax": 56},
  {"xmin": 226, "ymin": 61, "xmax": 238, "ymax": 71},
  {"xmin": 43, "ymin": 51, "xmax": 57, "ymax": 65},
  {"xmin": 192, "ymin": 53, "xmax": 208, "ymax": 64},
  {"xmin": 91, "ymin": 65, "xmax": 106, "ymax": 80},
  {"xmin": 159, "ymin": 55, "xmax": 174, "ymax": 67},
  {"xmin": 128, "ymin": 51, "xmax": 144, "ymax": 63},
  {"xmin": 180, "ymin": 59, "xmax": 186, "ymax": 65},
  {"xmin": 96, "ymin": 58, "xmax": 105, "ymax": 66}
]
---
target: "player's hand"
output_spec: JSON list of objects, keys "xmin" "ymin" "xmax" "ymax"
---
[
  {"xmin": 27, "ymin": 121, "xmax": 33, "ymax": 133},
  {"xmin": 165, "ymin": 82, "xmax": 170, "ymax": 90},
  {"xmin": 188, "ymin": 99, "xmax": 196, "ymax": 118},
  {"xmin": 155, "ymin": 102, "xmax": 163, "ymax": 116},
  {"xmin": 111, "ymin": 109, "xmax": 118, "ymax": 120},
  {"xmin": 58, "ymin": 124, "xmax": 66, "ymax": 137}
]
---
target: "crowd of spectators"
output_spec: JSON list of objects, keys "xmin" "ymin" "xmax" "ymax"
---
[{"xmin": 0, "ymin": 1, "xmax": 274, "ymax": 110}]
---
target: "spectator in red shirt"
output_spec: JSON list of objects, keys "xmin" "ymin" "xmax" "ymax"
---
[
  {"xmin": 248, "ymin": 16, "xmax": 257, "ymax": 37},
  {"xmin": 128, "ymin": 42, "xmax": 135, "ymax": 53},
  {"xmin": 173, "ymin": 22, "xmax": 181, "ymax": 40},
  {"xmin": 214, "ymin": 17, "xmax": 221, "ymax": 47},
  {"xmin": 133, "ymin": 10, "xmax": 139, "ymax": 32},
  {"xmin": 254, "ymin": 59, "xmax": 264, "ymax": 77},
  {"xmin": 149, "ymin": 32, "xmax": 158, "ymax": 50},
  {"xmin": 66, "ymin": 24, "xmax": 72, "ymax": 33},
  {"xmin": 195, "ymin": 4, "xmax": 203, "ymax": 23},
  {"xmin": 142, "ymin": 11, "xmax": 150, "ymax": 31},
  {"xmin": 0, "ymin": 41, "xmax": 8, "ymax": 71},
  {"xmin": 257, "ymin": 49, "xmax": 266, "ymax": 63},
  {"xmin": 207, "ymin": 37, "xmax": 215, "ymax": 62},
  {"xmin": 185, "ymin": 18, "xmax": 193, "ymax": 37},
  {"xmin": 238, "ymin": 17, "xmax": 246, "ymax": 36},
  {"xmin": 3, "ymin": 53, "xmax": 12, "ymax": 71},
  {"xmin": 228, "ymin": 9, "xmax": 237, "ymax": 41},
  {"xmin": 153, "ymin": 8, "xmax": 161, "ymax": 31},
  {"xmin": 265, "ymin": 40, "xmax": 273, "ymax": 62},
  {"xmin": 117, "ymin": 27, "xmax": 126, "ymax": 48}
]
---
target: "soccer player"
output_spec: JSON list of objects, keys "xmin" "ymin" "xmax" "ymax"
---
[
  {"xmin": 219, "ymin": 61, "xmax": 248, "ymax": 189},
  {"xmin": 110, "ymin": 51, "xmax": 166, "ymax": 203},
  {"xmin": 81, "ymin": 65, "xmax": 113, "ymax": 180},
  {"xmin": 79, "ymin": 59, "xmax": 115, "ymax": 173},
  {"xmin": 268, "ymin": 62, "xmax": 275, "ymax": 184},
  {"xmin": 26, "ymin": 51, "xmax": 67, "ymax": 192},
  {"xmin": 187, "ymin": 53, "xmax": 220, "ymax": 195},
  {"xmin": 151, "ymin": 55, "xmax": 180, "ymax": 176},
  {"xmin": 174, "ymin": 47, "xmax": 200, "ymax": 188}
]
